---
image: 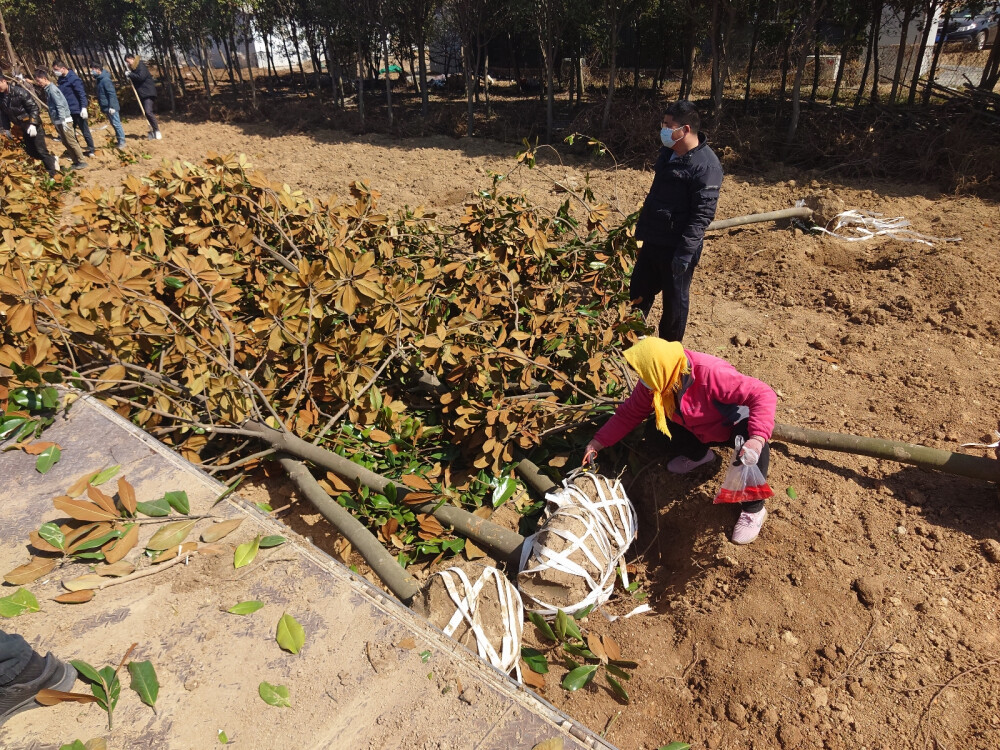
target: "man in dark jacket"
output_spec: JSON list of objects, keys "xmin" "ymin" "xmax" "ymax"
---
[
  {"xmin": 124, "ymin": 53, "xmax": 160, "ymax": 140},
  {"xmin": 52, "ymin": 61, "xmax": 95, "ymax": 156},
  {"xmin": 0, "ymin": 73, "xmax": 58, "ymax": 176},
  {"xmin": 88, "ymin": 62, "xmax": 125, "ymax": 148},
  {"xmin": 631, "ymin": 100, "xmax": 723, "ymax": 342}
]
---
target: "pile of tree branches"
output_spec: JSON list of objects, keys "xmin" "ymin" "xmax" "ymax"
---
[{"xmin": 0, "ymin": 144, "xmax": 646, "ymax": 563}]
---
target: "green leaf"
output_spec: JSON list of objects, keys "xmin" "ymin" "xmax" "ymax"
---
[
  {"xmin": 59, "ymin": 742, "xmax": 87, "ymax": 750},
  {"xmin": 0, "ymin": 599, "xmax": 25, "ymax": 618},
  {"xmin": 70, "ymin": 659, "xmax": 104, "ymax": 685},
  {"xmin": 90, "ymin": 465, "xmax": 121, "ymax": 485},
  {"xmin": 218, "ymin": 730, "xmax": 229, "ymax": 744},
  {"xmin": 562, "ymin": 643, "xmax": 595, "ymax": 659},
  {"xmin": 227, "ymin": 600, "xmax": 264, "ymax": 615},
  {"xmin": 35, "ymin": 444, "xmax": 61, "ymax": 474},
  {"xmin": 528, "ymin": 611, "xmax": 557, "ymax": 642},
  {"xmin": 42, "ymin": 370, "xmax": 63, "ymax": 384},
  {"xmin": 607, "ymin": 659, "xmax": 639, "ymax": 669},
  {"xmin": 163, "ymin": 491, "xmax": 190, "ymax": 515},
  {"xmin": 786, "ymin": 486, "xmax": 798, "ymax": 500},
  {"xmin": 145, "ymin": 520, "xmax": 196, "ymax": 551},
  {"xmin": 233, "ymin": 536, "xmax": 260, "ymax": 569},
  {"xmin": 127, "ymin": 660, "xmax": 159, "ymax": 708},
  {"xmin": 573, "ymin": 604, "xmax": 595, "ymax": 620},
  {"xmin": 258, "ymin": 535, "xmax": 286, "ymax": 549},
  {"xmin": 658, "ymin": 744, "xmax": 692, "ymax": 750},
  {"xmin": 38, "ymin": 521, "xmax": 66, "ymax": 550},
  {"xmin": 40, "ymin": 387, "xmax": 60, "ymax": 409},
  {"xmin": 258, "ymin": 681, "xmax": 290, "ymax": 707},
  {"xmin": 71, "ymin": 529, "xmax": 121, "ymax": 553},
  {"xmin": 7, "ymin": 588, "xmax": 39, "ymax": 613},
  {"xmin": 420, "ymin": 650, "xmax": 432, "ymax": 663},
  {"xmin": 164, "ymin": 276, "xmax": 184, "ymax": 289},
  {"xmin": 520, "ymin": 647, "xmax": 549, "ymax": 674},
  {"xmin": 0, "ymin": 417, "xmax": 28, "ymax": 439},
  {"xmin": 561, "ymin": 664, "xmax": 599, "ymax": 691},
  {"xmin": 135, "ymin": 497, "xmax": 170, "ymax": 517},
  {"xmin": 254, "ymin": 502, "xmax": 273, "ymax": 513},
  {"xmin": 606, "ymin": 672, "xmax": 630, "ymax": 703},
  {"xmin": 213, "ymin": 475, "xmax": 243, "ymax": 506},
  {"xmin": 555, "ymin": 609, "xmax": 581, "ymax": 641},
  {"xmin": 605, "ymin": 663, "xmax": 632, "ymax": 680},
  {"xmin": 491, "ymin": 476, "xmax": 517, "ymax": 508},
  {"xmin": 276, "ymin": 612, "xmax": 305, "ymax": 654}
]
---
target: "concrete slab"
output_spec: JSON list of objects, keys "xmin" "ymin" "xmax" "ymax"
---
[{"xmin": 0, "ymin": 395, "xmax": 617, "ymax": 750}]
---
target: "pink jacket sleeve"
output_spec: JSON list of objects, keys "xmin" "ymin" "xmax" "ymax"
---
[
  {"xmin": 592, "ymin": 382, "xmax": 654, "ymax": 449},
  {"xmin": 702, "ymin": 362, "xmax": 777, "ymax": 441}
]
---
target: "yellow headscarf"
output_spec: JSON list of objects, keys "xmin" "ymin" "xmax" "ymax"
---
[{"xmin": 623, "ymin": 337, "xmax": 690, "ymax": 438}]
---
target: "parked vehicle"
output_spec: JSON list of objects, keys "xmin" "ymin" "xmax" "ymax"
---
[{"xmin": 937, "ymin": 5, "xmax": 999, "ymax": 50}]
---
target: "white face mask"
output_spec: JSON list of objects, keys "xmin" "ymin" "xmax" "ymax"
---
[{"xmin": 660, "ymin": 126, "xmax": 682, "ymax": 148}]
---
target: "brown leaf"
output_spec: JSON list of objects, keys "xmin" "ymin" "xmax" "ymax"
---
[
  {"xmin": 200, "ymin": 518, "xmax": 243, "ymax": 543},
  {"xmin": 67, "ymin": 471, "xmax": 97, "ymax": 497},
  {"xmin": 94, "ymin": 560, "xmax": 135, "ymax": 577},
  {"xmin": 152, "ymin": 541, "xmax": 198, "ymax": 563},
  {"xmin": 4, "ymin": 556, "xmax": 58, "ymax": 585},
  {"xmin": 602, "ymin": 635, "xmax": 622, "ymax": 662},
  {"xmin": 21, "ymin": 441, "xmax": 58, "ymax": 456},
  {"xmin": 62, "ymin": 522, "xmax": 100, "ymax": 549},
  {"xmin": 29, "ymin": 530, "xmax": 62, "ymax": 554},
  {"xmin": 417, "ymin": 514, "xmax": 445, "ymax": 537},
  {"xmin": 325, "ymin": 472, "xmax": 351, "ymax": 492},
  {"xmin": 63, "ymin": 574, "xmax": 106, "ymax": 591},
  {"xmin": 531, "ymin": 740, "xmax": 563, "ymax": 750},
  {"xmin": 198, "ymin": 542, "xmax": 227, "ymax": 555},
  {"xmin": 67, "ymin": 523, "xmax": 113, "ymax": 554},
  {"xmin": 522, "ymin": 666, "xmax": 546, "ymax": 691},
  {"xmin": 586, "ymin": 633, "xmax": 608, "ymax": 663},
  {"xmin": 146, "ymin": 519, "xmax": 197, "ymax": 551},
  {"xmin": 54, "ymin": 496, "xmax": 119, "ymax": 523},
  {"xmin": 401, "ymin": 474, "xmax": 433, "ymax": 491},
  {"xmin": 472, "ymin": 507, "xmax": 493, "ymax": 519},
  {"xmin": 117, "ymin": 478, "xmax": 137, "ymax": 515},
  {"xmin": 464, "ymin": 540, "xmax": 487, "ymax": 560},
  {"xmin": 369, "ymin": 429, "xmax": 392, "ymax": 443},
  {"xmin": 103, "ymin": 523, "xmax": 138, "ymax": 564},
  {"xmin": 54, "ymin": 590, "xmax": 95, "ymax": 604},
  {"xmin": 401, "ymin": 491, "xmax": 437, "ymax": 506},
  {"xmin": 35, "ymin": 689, "xmax": 100, "ymax": 706},
  {"xmin": 397, "ymin": 637, "xmax": 416, "ymax": 650},
  {"xmin": 85, "ymin": 486, "xmax": 116, "ymax": 516},
  {"xmin": 818, "ymin": 355, "xmax": 840, "ymax": 364}
]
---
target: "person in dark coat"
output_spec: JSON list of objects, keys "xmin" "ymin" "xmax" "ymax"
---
[
  {"xmin": 0, "ymin": 73, "xmax": 58, "ymax": 176},
  {"xmin": 89, "ymin": 62, "xmax": 126, "ymax": 148},
  {"xmin": 124, "ymin": 53, "xmax": 160, "ymax": 140},
  {"xmin": 631, "ymin": 100, "xmax": 723, "ymax": 342},
  {"xmin": 52, "ymin": 61, "xmax": 95, "ymax": 156}
]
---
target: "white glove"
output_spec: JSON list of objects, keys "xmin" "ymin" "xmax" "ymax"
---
[
  {"xmin": 63, "ymin": 117, "xmax": 73, "ymax": 126},
  {"xmin": 108, "ymin": 108, "xmax": 116, "ymax": 115},
  {"xmin": 26, "ymin": 124, "xmax": 37, "ymax": 137},
  {"xmin": 739, "ymin": 436, "xmax": 767, "ymax": 466},
  {"xmin": 80, "ymin": 109, "xmax": 88, "ymax": 119}
]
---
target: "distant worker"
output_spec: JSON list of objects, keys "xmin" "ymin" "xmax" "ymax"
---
[
  {"xmin": 0, "ymin": 72, "xmax": 59, "ymax": 176},
  {"xmin": 631, "ymin": 101, "xmax": 723, "ymax": 341},
  {"xmin": 123, "ymin": 53, "xmax": 160, "ymax": 140},
  {"xmin": 52, "ymin": 61, "xmax": 95, "ymax": 157},
  {"xmin": 89, "ymin": 61, "xmax": 126, "ymax": 149},
  {"xmin": 33, "ymin": 68, "xmax": 87, "ymax": 170},
  {"xmin": 583, "ymin": 337, "xmax": 776, "ymax": 544},
  {"xmin": 0, "ymin": 628, "xmax": 77, "ymax": 726}
]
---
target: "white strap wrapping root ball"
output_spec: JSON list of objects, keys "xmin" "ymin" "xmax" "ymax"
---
[
  {"xmin": 419, "ymin": 566, "xmax": 524, "ymax": 677},
  {"xmin": 518, "ymin": 469, "xmax": 637, "ymax": 619}
]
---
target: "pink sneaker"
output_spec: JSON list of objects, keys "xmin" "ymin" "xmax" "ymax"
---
[
  {"xmin": 666, "ymin": 449, "xmax": 715, "ymax": 474},
  {"xmin": 732, "ymin": 508, "xmax": 767, "ymax": 545}
]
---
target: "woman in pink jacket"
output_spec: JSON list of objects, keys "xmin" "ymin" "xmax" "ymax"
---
[{"xmin": 584, "ymin": 337, "xmax": 777, "ymax": 544}]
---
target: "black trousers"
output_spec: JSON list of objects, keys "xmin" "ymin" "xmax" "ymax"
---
[
  {"xmin": 21, "ymin": 128, "xmax": 57, "ymax": 175},
  {"xmin": 71, "ymin": 112, "xmax": 94, "ymax": 151},
  {"xmin": 649, "ymin": 417, "xmax": 769, "ymax": 513},
  {"xmin": 629, "ymin": 240, "xmax": 697, "ymax": 342},
  {"xmin": 141, "ymin": 97, "xmax": 159, "ymax": 132}
]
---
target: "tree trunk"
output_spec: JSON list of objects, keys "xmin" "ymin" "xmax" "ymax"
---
[
  {"xmin": 576, "ymin": 55, "xmax": 584, "ymax": 104},
  {"xmin": 830, "ymin": 32, "xmax": 853, "ymax": 105},
  {"xmin": 418, "ymin": 35, "xmax": 429, "ymax": 117},
  {"xmin": 854, "ymin": 7, "xmax": 876, "ymax": 106},
  {"xmin": 291, "ymin": 23, "xmax": 308, "ymax": 89},
  {"xmin": 779, "ymin": 35, "xmax": 791, "ymax": 102},
  {"xmin": 356, "ymin": 36, "xmax": 366, "ymax": 131},
  {"xmin": 244, "ymin": 25, "xmax": 258, "ymax": 111},
  {"xmin": 743, "ymin": 11, "xmax": 763, "ymax": 112},
  {"xmin": 0, "ymin": 8, "xmax": 24, "ymax": 74},
  {"xmin": 680, "ymin": 20, "xmax": 696, "ymax": 98},
  {"xmin": 709, "ymin": 0, "xmax": 724, "ymax": 112},
  {"xmin": 907, "ymin": 0, "xmax": 937, "ymax": 104},
  {"xmin": 601, "ymin": 21, "xmax": 618, "ymax": 132},
  {"xmin": 201, "ymin": 37, "xmax": 213, "ymax": 98},
  {"xmin": 784, "ymin": 46, "xmax": 811, "ymax": 153},
  {"xmin": 485, "ymin": 49, "xmax": 491, "ymax": 118},
  {"xmin": 281, "ymin": 33, "xmax": 295, "ymax": 78},
  {"xmin": 633, "ymin": 18, "xmax": 641, "ymax": 92},
  {"xmin": 889, "ymin": 0, "xmax": 915, "ymax": 102},
  {"xmin": 981, "ymin": 32, "xmax": 1000, "ymax": 89},
  {"xmin": 809, "ymin": 35, "xmax": 821, "ymax": 102},
  {"xmin": 870, "ymin": 0, "xmax": 883, "ymax": 103},
  {"xmin": 384, "ymin": 35, "xmax": 394, "ymax": 131},
  {"xmin": 263, "ymin": 34, "xmax": 276, "ymax": 79},
  {"xmin": 305, "ymin": 27, "xmax": 323, "ymax": 91},
  {"xmin": 922, "ymin": 3, "xmax": 950, "ymax": 104}
]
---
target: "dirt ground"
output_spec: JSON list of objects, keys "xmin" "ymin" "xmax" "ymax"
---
[{"xmin": 67, "ymin": 112, "xmax": 1000, "ymax": 750}]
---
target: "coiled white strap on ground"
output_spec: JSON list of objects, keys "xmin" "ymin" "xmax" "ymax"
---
[
  {"xmin": 436, "ymin": 566, "xmax": 524, "ymax": 679},
  {"xmin": 547, "ymin": 468, "xmax": 638, "ymax": 560},
  {"xmin": 796, "ymin": 203, "xmax": 962, "ymax": 246}
]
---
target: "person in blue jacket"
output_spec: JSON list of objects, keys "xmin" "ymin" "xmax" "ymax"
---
[
  {"xmin": 88, "ymin": 62, "xmax": 126, "ymax": 149},
  {"xmin": 631, "ymin": 100, "xmax": 723, "ymax": 342},
  {"xmin": 52, "ymin": 61, "xmax": 95, "ymax": 156}
]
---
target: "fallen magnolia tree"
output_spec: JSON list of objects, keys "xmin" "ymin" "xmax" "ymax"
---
[{"xmin": 0, "ymin": 145, "xmax": 645, "ymax": 567}]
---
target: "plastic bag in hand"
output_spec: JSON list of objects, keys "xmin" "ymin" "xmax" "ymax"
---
[{"xmin": 713, "ymin": 436, "xmax": 774, "ymax": 504}]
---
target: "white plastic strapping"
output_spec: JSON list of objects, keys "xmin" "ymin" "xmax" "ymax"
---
[
  {"xmin": 795, "ymin": 201, "xmax": 962, "ymax": 247},
  {"xmin": 518, "ymin": 469, "xmax": 637, "ymax": 619},
  {"xmin": 434, "ymin": 566, "xmax": 524, "ymax": 679}
]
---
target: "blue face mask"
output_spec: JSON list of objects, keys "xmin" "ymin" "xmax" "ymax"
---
[{"xmin": 660, "ymin": 126, "xmax": 681, "ymax": 148}]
